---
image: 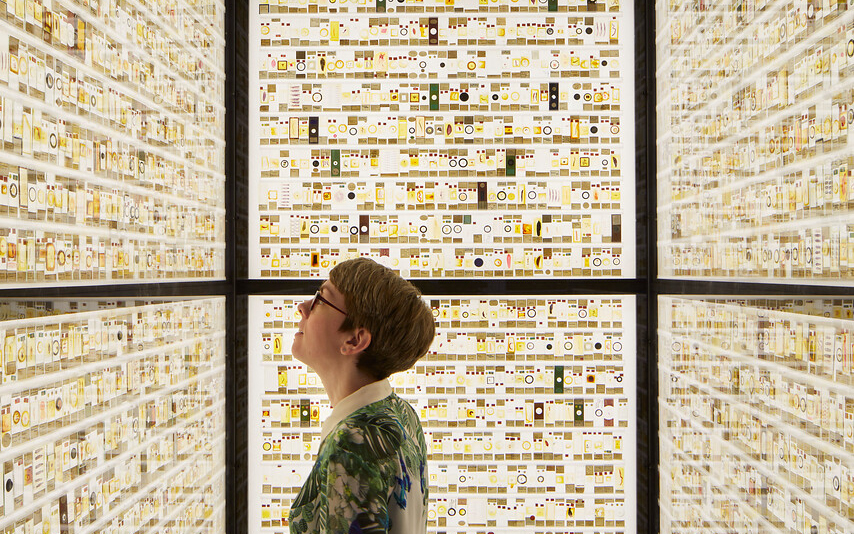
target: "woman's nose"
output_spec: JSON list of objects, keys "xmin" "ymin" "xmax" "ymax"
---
[{"xmin": 297, "ymin": 298, "xmax": 311, "ymax": 318}]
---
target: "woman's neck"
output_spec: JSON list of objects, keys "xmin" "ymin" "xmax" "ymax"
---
[{"xmin": 319, "ymin": 367, "xmax": 378, "ymax": 406}]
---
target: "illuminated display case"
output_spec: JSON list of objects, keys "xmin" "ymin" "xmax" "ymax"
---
[
  {"xmin": 249, "ymin": 295, "xmax": 636, "ymax": 533},
  {"xmin": 659, "ymin": 296, "xmax": 854, "ymax": 534},
  {"xmin": 248, "ymin": 0, "xmax": 636, "ymax": 279},
  {"xmin": 245, "ymin": 0, "xmax": 642, "ymax": 530},
  {"xmin": 0, "ymin": 0, "xmax": 232, "ymax": 531},
  {"xmin": 0, "ymin": 298, "xmax": 227, "ymax": 534},
  {"xmin": 656, "ymin": 0, "xmax": 854, "ymax": 533},
  {"xmin": 0, "ymin": 0, "xmax": 227, "ymax": 287},
  {"xmin": 656, "ymin": 0, "xmax": 854, "ymax": 284}
]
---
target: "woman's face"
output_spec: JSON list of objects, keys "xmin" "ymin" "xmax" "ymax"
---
[{"xmin": 291, "ymin": 281, "xmax": 350, "ymax": 373}]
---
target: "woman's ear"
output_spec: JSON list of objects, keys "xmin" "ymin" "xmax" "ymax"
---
[{"xmin": 340, "ymin": 327, "xmax": 371, "ymax": 357}]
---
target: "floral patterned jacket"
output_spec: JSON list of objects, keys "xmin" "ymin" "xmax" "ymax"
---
[{"xmin": 289, "ymin": 380, "xmax": 429, "ymax": 534}]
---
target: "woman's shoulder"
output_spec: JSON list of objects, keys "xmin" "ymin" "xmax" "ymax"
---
[{"xmin": 329, "ymin": 405, "xmax": 406, "ymax": 461}]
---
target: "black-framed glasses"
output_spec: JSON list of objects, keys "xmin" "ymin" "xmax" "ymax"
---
[{"xmin": 310, "ymin": 291, "xmax": 348, "ymax": 316}]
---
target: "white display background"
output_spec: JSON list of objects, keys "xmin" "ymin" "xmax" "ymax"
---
[
  {"xmin": 249, "ymin": 294, "xmax": 636, "ymax": 533},
  {"xmin": 248, "ymin": 0, "xmax": 635, "ymax": 279}
]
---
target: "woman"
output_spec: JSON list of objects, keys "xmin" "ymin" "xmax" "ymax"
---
[{"xmin": 289, "ymin": 257, "xmax": 436, "ymax": 534}]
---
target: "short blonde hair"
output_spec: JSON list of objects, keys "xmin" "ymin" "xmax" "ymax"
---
[{"xmin": 329, "ymin": 258, "xmax": 435, "ymax": 380}]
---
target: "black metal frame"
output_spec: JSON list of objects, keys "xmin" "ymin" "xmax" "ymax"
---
[
  {"xmin": 636, "ymin": 0, "xmax": 658, "ymax": 531},
  {"xmin": 225, "ymin": 0, "xmax": 250, "ymax": 531}
]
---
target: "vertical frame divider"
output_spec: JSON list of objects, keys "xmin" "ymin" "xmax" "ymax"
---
[{"xmin": 226, "ymin": 0, "xmax": 250, "ymax": 531}]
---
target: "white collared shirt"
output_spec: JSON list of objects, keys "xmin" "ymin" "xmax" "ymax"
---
[{"xmin": 320, "ymin": 379, "xmax": 395, "ymax": 442}]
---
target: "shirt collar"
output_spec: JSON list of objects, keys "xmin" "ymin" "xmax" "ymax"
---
[{"xmin": 320, "ymin": 379, "xmax": 393, "ymax": 442}]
